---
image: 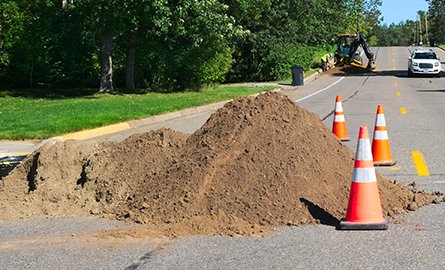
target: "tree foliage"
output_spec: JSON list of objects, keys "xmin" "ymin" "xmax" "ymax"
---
[
  {"xmin": 374, "ymin": 21, "xmax": 417, "ymax": 46},
  {"xmin": 0, "ymin": 0, "xmax": 382, "ymax": 91},
  {"xmin": 0, "ymin": 1, "xmax": 24, "ymax": 76},
  {"xmin": 428, "ymin": 0, "xmax": 445, "ymax": 44}
]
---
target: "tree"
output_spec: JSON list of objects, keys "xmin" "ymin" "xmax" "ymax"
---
[
  {"xmin": 374, "ymin": 20, "xmax": 417, "ymax": 46},
  {"xmin": 427, "ymin": 0, "xmax": 445, "ymax": 43},
  {"xmin": 0, "ymin": 1, "xmax": 24, "ymax": 78},
  {"xmin": 119, "ymin": 0, "xmax": 170, "ymax": 90},
  {"xmin": 0, "ymin": 0, "xmax": 386, "ymax": 91},
  {"xmin": 222, "ymin": 0, "xmax": 380, "ymax": 82}
]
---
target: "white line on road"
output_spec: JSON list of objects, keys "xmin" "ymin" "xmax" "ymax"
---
[
  {"xmin": 296, "ymin": 76, "xmax": 346, "ymax": 103},
  {"xmin": 433, "ymin": 181, "xmax": 445, "ymax": 184}
]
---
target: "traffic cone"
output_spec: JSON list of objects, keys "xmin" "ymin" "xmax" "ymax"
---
[
  {"xmin": 372, "ymin": 104, "xmax": 396, "ymax": 166},
  {"xmin": 337, "ymin": 126, "xmax": 388, "ymax": 230},
  {"xmin": 332, "ymin": 96, "xmax": 350, "ymax": 141}
]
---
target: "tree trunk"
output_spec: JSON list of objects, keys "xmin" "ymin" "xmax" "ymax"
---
[
  {"xmin": 125, "ymin": 34, "xmax": 136, "ymax": 90},
  {"xmin": 99, "ymin": 35, "xmax": 114, "ymax": 93},
  {"xmin": 29, "ymin": 62, "xmax": 34, "ymax": 89}
]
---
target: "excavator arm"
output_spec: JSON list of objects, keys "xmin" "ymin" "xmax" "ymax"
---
[{"xmin": 347, "ymin": 33, "xmax": 376, "ymax": 70}]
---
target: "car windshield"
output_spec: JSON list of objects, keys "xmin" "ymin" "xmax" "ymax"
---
[{"xmin": 413, "ymin": 53, "xmax": 437, "ymax": 59}]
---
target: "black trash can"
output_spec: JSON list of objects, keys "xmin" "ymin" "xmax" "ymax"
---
[{"xmin": 291, "ymin": 66, "xmax": 304, "ymax": 86}]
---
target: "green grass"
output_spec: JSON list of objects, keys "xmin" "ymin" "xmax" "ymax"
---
[
  {"xmin": 274, "ymin": 46, "xmax": 333, "ymax": 85},
  {"xmin": 0, "ymin": 85, "xmax": 275, "ymax": 140}
]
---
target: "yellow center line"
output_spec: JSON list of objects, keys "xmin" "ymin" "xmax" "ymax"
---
[
  {"xmin": 396, "ymin": 91, "xmax": 401, "ymax": 96},
  {"xmin": 411, "ymin": 151, "xmax": 430, "ymax": 176},
  {"xmin": 400, "ymin": 107, "xmax": 407, "ymax": 114},
  {"xmin": 393, "ymin": 82, "xmax": 399, "ymax": 86}
]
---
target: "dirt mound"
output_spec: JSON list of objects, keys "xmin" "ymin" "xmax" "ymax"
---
[
  {"xmin": 321, "ymin": 65, "xmax": 376, "ymax": 77},
  {"xmin": 0, "ymin": 92, "xmax": 442, "ymax": 237},
  {"xmin": 0, "ymin": 141, "xmax": 100, "ymax": 219}
]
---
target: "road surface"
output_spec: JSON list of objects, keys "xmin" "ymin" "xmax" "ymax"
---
[{"xmin": 1, "ymin": 46, "xmax": 445, "ymax": 269}]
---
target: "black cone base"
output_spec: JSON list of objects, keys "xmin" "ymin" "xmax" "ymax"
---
[{"xmin": 336, "ymin": 218, "xmax": 389, "ymax": 230}]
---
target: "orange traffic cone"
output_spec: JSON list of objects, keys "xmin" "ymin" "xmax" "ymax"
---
[
  {"xmin": 337, "ymin": 126, "xmax": 388, "ymax": 230},
  {"xmin": 332, "ymin": 96, "xmax": 350, "ymax": 141},
  {"xmin": 372, "ymin": 104, "xmax": 396, "ymax": 166}
]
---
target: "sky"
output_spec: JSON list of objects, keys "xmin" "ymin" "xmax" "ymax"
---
[{"xmin": 380, "ymin": 0, "xmax": 429, "ymax": 25}]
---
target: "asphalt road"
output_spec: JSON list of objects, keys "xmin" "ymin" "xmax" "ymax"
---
[{"xmin": 1, "ymin": 46, "xmax": 445, "ymax": 269}]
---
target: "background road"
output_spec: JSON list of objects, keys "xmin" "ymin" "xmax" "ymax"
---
[{"xmin": 1, "ymin": 46, "xmax": 445, "ymax": 269}]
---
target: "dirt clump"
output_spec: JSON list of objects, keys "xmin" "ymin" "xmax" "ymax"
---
[{"xmin": 0, "ymin": 92, "xmax": 442, "ymax": 237}]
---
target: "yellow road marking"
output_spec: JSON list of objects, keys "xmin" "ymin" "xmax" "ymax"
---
[
  {"xmin": 392, "ymin": 59, "xmax": 395, "ymax": 63},
  {"xmin": 400, "ymin": 107, "xmax": 407, "ymax": 114},
  {"xmin": 396, "ymin": 91, "xmax": 401, "ymax": 96},
  {"xmin": 393, "ymin": 82, "xmax": 399, "ymax": 86},
  {"xmin": 411, "ymin": 151, "xmax": 430, "ymax": 176}
]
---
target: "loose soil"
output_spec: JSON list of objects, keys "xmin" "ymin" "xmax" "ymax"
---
[{"xmin": 0, "ymin": 92, "xmax": 442, "ymax": 237}]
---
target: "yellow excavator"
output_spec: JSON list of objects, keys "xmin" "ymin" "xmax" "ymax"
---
[{"xmin": 334, "ymin": 32, "xmax": 376, "ymax": 70}]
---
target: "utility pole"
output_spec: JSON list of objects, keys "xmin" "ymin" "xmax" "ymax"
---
[
  {"xmin": 425, "ymin": 12, "xmax": 429, "ymax": 44},
  {"xmin": 419, "ymin": 14, "xmax": 423, "ymax": 45},
  {"xmin": 414, "ymin": 18, "xmax": 417, "ymax": 45}
]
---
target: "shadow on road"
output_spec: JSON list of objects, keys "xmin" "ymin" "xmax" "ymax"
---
[
  {"xmin": 416, "ymin": 89, "xmax": 445, "ymax": 93},
  {"xmin": 328, "ymin": 66, "xmax": 445, "ymax": 79},
  {"xmin": 328, "ymin": 67, "xmax": 408, "ymax": 78},
  {"xmin": 300, "ymin": 198, "xmax": 339, "ymax": 227}
]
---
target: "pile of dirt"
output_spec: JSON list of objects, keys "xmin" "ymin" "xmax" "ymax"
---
[
  {"xmin": 321, "ymin": 65, "xmax": 376, "ymax": 77},
  {"xmin": 0, "ymin": 92, "xmax": 442, "ymax": 237}
]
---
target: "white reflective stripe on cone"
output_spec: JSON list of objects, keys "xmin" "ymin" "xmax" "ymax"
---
[
  {"xmin": 373, "ymin": 130, "xmax": 389, "ymax": 140},
  {"xmin": 334, "ymin": 114, "xmax": 345, "ymax": 122},
  {"xmin": 376, "ymin": 114, "xmax": 386, "ymax": 127},
  {"xmin": 352, "ymin": 167, "xmax": 377, "ymax": 183},
  {"xmin": 335, "ymin": 102, "xmax": 344, "ymax": 112},
  {"xmin": 355, "ymin": 139, "xmax": 373, "ymax": 161}
]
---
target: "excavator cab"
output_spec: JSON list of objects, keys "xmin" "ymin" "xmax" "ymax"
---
[
  {"xmin": 336, "ymin": 34, "xmax": 356, "ymax": 60},
  {"xmin": 334, "ymin": 33, "xmax": 376, "ymax": 70}
]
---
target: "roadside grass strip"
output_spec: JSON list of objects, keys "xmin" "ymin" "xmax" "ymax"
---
[
  {"xmin": 411, "ymin": 151, "xmax": 430, "ymax": 177},
  {"xmin": 0, "ymin": 85, "xmax": 275, "ymax": 140}
]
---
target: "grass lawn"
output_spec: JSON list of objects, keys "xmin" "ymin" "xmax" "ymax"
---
[
  {"xmin": 274, "ymin": 46, "xmax": 333, "ymax": 85},
  {"xmin": 0, "ymin": 85, "xmax": 275, "ymax": 140}
]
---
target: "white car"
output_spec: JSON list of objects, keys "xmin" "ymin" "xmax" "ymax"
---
[{"xmin": 408, "ymin": 49, "xmax": 442, "ymax": 77}]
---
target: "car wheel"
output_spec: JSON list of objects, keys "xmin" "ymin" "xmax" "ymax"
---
[{"xmin": 407, "ymin": 69, "xmax": 413, "ymax": 77}]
